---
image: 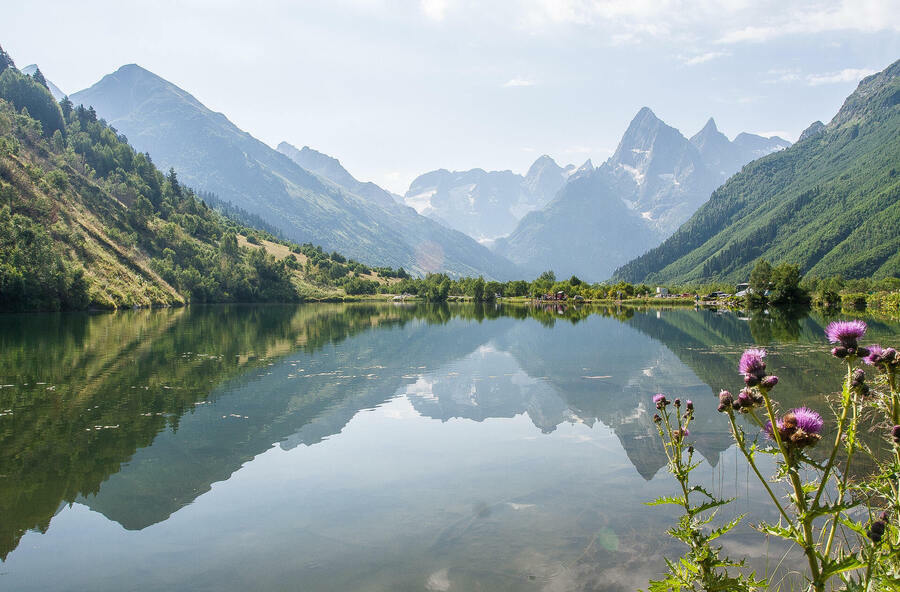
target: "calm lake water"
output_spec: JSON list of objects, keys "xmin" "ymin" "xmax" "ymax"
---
[{"xmin": 2, "ymin": 303, "xmax": 899, "ymax": 591}]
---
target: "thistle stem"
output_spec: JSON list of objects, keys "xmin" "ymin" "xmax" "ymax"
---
[
  {"xmin": 759, "ymin": 387, "xmax": 823, "ymax": 591},
  {"xmin": 726, "ymin": 411, "xmax": 792, "ymax": 525},
  {"xmin": 812, "ymin": 364, "xmax": 854, "ymax": 510},
  {"xmin": 823, "ymin": 386, "xmax": 859, "ymax": 560}
]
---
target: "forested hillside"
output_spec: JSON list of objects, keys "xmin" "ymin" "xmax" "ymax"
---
[
  {"xmin": 613, "ymin": 59, "xmax": 900, "ymax": 284},
  {"xmin": 0, "ymin": 50, "xmax": 394, "ymax": 311}
]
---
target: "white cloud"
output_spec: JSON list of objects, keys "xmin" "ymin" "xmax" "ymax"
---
[
  {"xmin": 716, "ymin": 0, "xmax": 899, "ymax": 43},
  {"xmin": 806, "ymin": 68, "xmax": 877, "ymax": 85},
  {"xmin": 503, "ymin": 77, "xmax": 536, "ymax": 87},
  {"xmin": 763, "ymin": 68, "xmax": 801, "ymax": 84},
  {"xmin": 489, "ymin": 0, "xmax": 900, "ymax": 44},
  {"xmin": 680, "ymin": 51, "xmax": 730, "ymax": 65},
  {"xmin": 421, "ymin": 0, "xmax": 449, "ymax": 21}
]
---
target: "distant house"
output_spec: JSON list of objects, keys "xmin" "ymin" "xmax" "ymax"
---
[{"xmin": 656, "ymin": 287, "xmax": 669, "ymax": 296}]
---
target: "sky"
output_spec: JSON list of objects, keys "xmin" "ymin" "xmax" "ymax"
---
[{"xmin": 3, "ymin": 0, "xmax": 898, "ymax": 194}]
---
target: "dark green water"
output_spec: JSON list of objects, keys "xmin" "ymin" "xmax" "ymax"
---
[{"xmin": 1, "ymin": 303, "xmax": 898, "ymax": 591}]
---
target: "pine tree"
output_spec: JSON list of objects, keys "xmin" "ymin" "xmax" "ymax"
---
[{"xmin": 31, "ymin": 66, "xmax": 48, "ymax": 89}]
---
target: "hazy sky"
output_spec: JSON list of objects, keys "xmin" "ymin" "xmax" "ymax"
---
[{"xmin": 4, "ymin": 0, "xmax": 899, "ymax": 193}]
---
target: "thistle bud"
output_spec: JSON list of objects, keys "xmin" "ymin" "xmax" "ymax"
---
[
  {"xmin": 868, "ymin": 520, "xmax": 886, "ymax": 543},
  {"xmin": 717, "ymin": 390, "xmax": 733, "ymax": 413},
  {"xmin": 761, "ymin": 375, "xmax": 779, "ymax": 389},
  {"xmin": 686, "ymin": 400, "xmax": 693, "ymax": 411},
  {"xmin": 892, "ymin": 425, "xmax": 900, "ymax": 444},
  {"xmin": 674, "ymin": 398, "xmax": 681, "ymax": 408},
  {"xmin": 832, "ymin": 346, "xmax": 848, "ymax": 359},
  {"xmin": 672, "ymin": 428, "xmax": 689, "ymax": 442},
  {"xmin": 653, "ymin": 413, "xmax": 661, "ymax": 423}
]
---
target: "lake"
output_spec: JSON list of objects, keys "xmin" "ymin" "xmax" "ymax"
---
[{"xmin": 1, "ymin": 303, "xmax": 899, "ymax": 591}]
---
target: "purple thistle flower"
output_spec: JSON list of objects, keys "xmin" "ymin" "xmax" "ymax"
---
[
  {"xmin": 653, "ymin": 393, "xmax": 667, "ymax": 405},
  {"xmin": 739, "ymin": 348, "xmax": 767, "ymax": 378},
  {"xmin": 765, "ymin": 408, "xmax": 824, "ymax": 449},
  {"xmin": 825, "ymin": 320, "xmax": 867, "ymax": 348},
  {"xmin": 864, "ymin": 345, "xmax": 885, "ymax": 366},
  {"xmin": 791, "ymin": 407, "xmax": 824, "ymax": 435}
]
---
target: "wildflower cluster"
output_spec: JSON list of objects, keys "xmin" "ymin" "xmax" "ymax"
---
[{"xmin": 649, "ymin": 318, "xmax": 900, "ymax": 591}]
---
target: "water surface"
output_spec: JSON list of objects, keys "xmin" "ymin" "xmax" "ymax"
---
[{"xmin": 1, "ymin": 303, "xmax": 898, "ymax": 591}]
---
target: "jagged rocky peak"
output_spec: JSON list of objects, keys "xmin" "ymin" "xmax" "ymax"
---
[
  {"xmin": 525, "ymin": 154, "xmax": 562, "ymax": 178},
  {"xmin": 524, "ymin": 155, "xmax": 567, "ymax": 201},
  {"xmin": 799, "ymin": 120, "xmax": 826, "ymax": 142},
  {"xmin": 690, "ymin": 117, "xmax": 729, "ymax": 149},
  {"xmin": 614, "ymin": 107, "xmax": 664, "ymax": 155},
  {"xmin": 572, "ymin": 158, "xmax": 594, "ymax": 176}
]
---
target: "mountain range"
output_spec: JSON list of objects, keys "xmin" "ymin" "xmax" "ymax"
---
[
  {"xmin": 403, "ymin": 155, "xmax": 576, "ymax": 242},
  {"xmin": 41, "ymin": 55, "xmax": 897, "ymax": 285},
  {"xmin": 491, "ymin": 108, "xmax": 789, "ymax": 280},
  {"xmin": 613, "ymin": 59, "xmax": 900, "ymax": 284},
  {"xmin": 70, "ymin": 65, "xmax": 520, "ymax": 279}
]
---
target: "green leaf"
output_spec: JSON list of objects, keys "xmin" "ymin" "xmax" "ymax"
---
[
  {"xmin": 837, "ymin": 517, "xmax": 869, "ymax": 538},
  {"xmin": 646, "ymin": 495, "xmax": 684, "ymax": 506},
  {"xmin": 708, "ymin": 514, "xmax": 743, "ymax": 541},
  {"xmin": 691, "ymin": 497, "xmax": 734, "ymax": 515},
  {"xmin": 820, "ymin": 554, "xmax": 866, "ymax": 579},
  {"xmin": 755, "ymin": 520, "xmax": 802, "ymax": 543}
]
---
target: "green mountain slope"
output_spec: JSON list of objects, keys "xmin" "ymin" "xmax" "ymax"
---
[
  {"xmin": 0, "ymin": 51, "xmax": 395, "ymax": 311},
  {"xmin": 70, "ymin": 65, "xmax": 520, "ymax": 280},
  {"xmin": 613, "ymin": 59, "xmax": 900, "ymax": 284}
]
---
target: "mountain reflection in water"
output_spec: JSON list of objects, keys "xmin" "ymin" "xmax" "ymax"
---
[{"xmin": 1, "ymin": 303, "xmax": 898, "ymax": 591}]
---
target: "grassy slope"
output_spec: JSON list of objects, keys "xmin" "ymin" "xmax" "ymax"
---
[{"xmin": 0, "ymin": 96, "xmax": 394, "ymax": 310}]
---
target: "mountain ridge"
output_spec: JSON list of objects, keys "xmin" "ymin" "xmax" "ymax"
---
[
  {"xmin": 492, "ymin": 107, "xmax": 789, "ymax": 280},
  {"xmin": 403, "ymin": 155, "xmax": 574, "ymax": 241},
  {"xmin": 71, "ymin": 64, "xmax": 521, "ymax": 279}
]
